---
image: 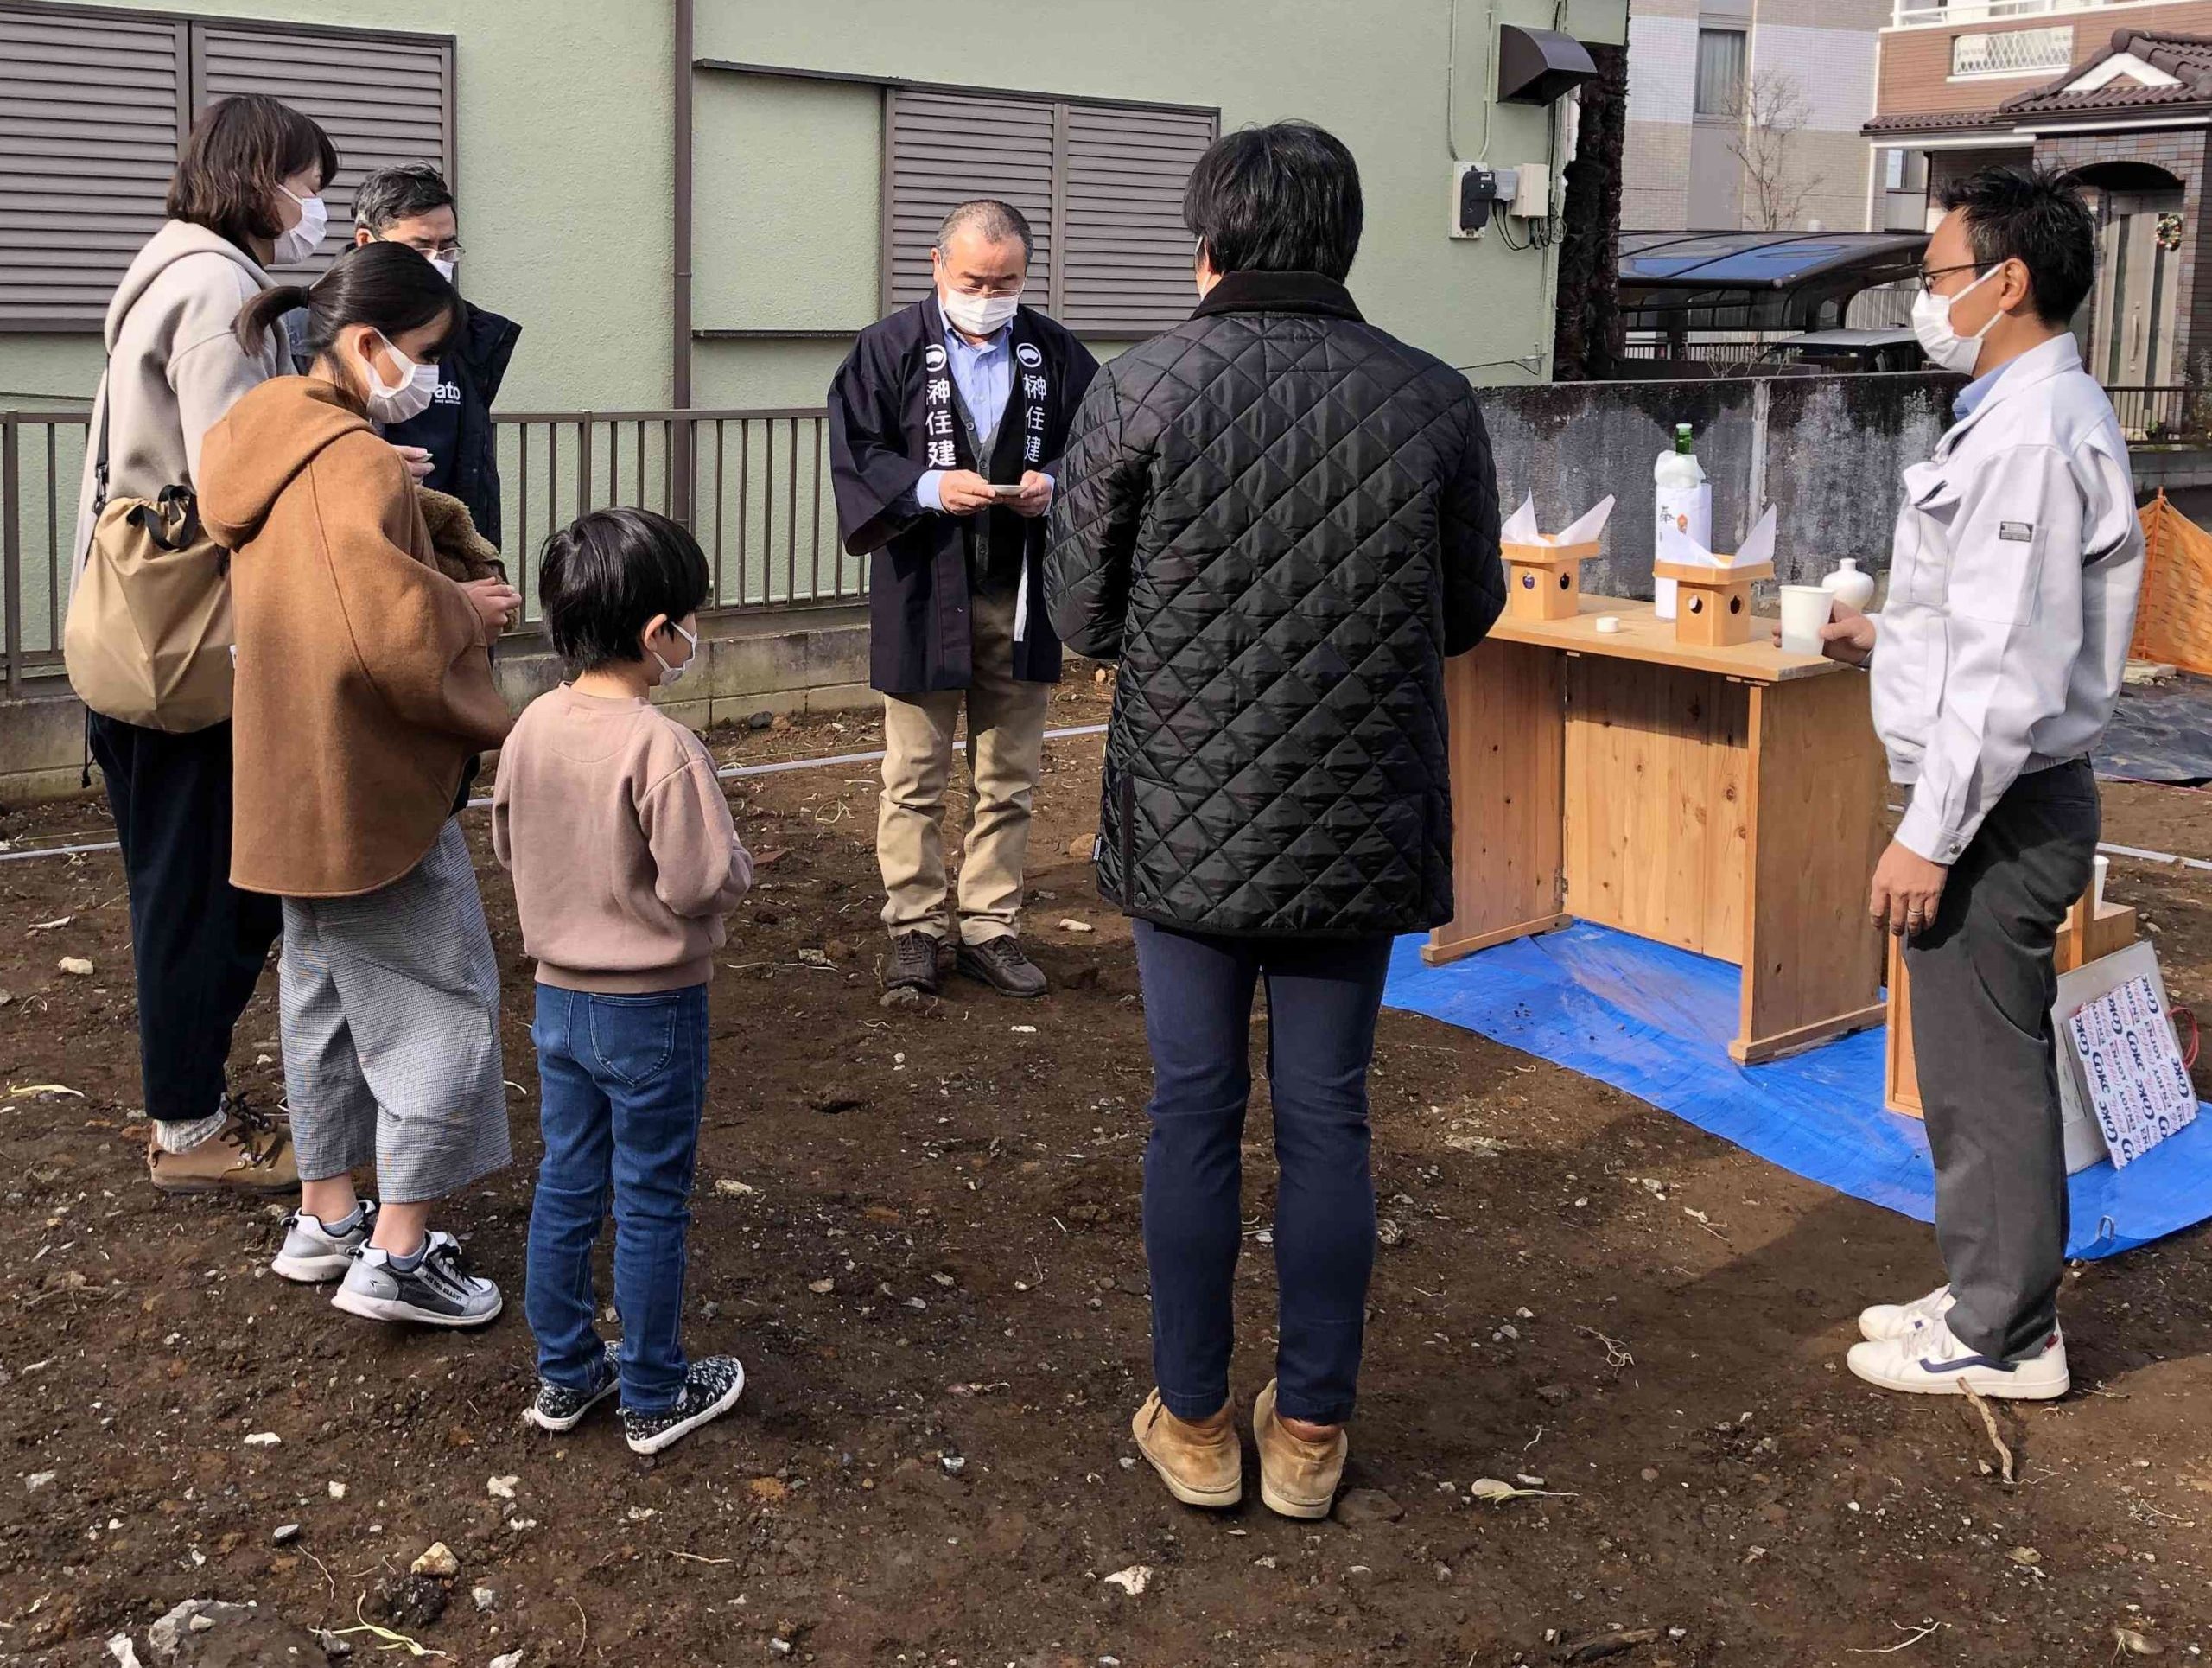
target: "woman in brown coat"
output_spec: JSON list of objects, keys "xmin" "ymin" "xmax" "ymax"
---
[{"xmin": 199, "ymin": 241, "xmax": 521, "ymax": 1329}]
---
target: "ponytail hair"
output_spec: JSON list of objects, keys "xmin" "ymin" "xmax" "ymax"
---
[{"xmin": 236, "ymin": 239, "xmax": 457, "ymax": 363}]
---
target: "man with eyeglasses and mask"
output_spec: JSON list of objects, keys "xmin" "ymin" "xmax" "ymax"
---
[
  {"xmin": 1811, "ymin": 166, "xmax": 2144, "ymax": 1402},
  {"xmin": 829, "ymin": 200, "xmax": 1098, "ymax": 1003},
  {"xmin": 288, "ymin": 163, "xmax": 520, "ymax": 547}
]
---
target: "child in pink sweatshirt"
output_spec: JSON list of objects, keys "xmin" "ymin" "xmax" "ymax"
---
[{"xmin": 493, "ymin": 507, "xmax": 753, "ymax": 1455}]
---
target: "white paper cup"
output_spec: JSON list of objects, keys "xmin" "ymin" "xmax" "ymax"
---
[
  {"xmin": 1778, "ymin": 585, "xmax": 1833, "ymax": 656},
  {"xmin": 2094, "ymin": 853, "xmax": 2110, "ymax": 910}
]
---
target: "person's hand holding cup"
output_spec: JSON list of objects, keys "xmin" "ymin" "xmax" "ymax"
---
[{"xmin": 1771, "ymin": 587, "xmax": 1877, "ymax": 667}]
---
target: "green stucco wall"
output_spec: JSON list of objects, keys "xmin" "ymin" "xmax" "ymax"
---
[
  {"xmin": 693, "ymin": 0, "xmax": 1630, "ymax": 400},
  {"xmin": 0, "ymin": 0, "xmax": 674, "ymax": 414},
  {"xmin": 1, "ymin": 0, "xmax": 1626, "ymax": 619},
  {"xmin": 2, "ymin": 0, "xmax": 1628, "ymax": 415}
]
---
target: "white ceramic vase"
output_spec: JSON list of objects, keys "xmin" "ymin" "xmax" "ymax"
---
[{"xmin": 1821, "ymin": 557, "xmax": 1876, "ymax": 611}]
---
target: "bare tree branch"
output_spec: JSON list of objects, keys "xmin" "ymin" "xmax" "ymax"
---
[{"xmin": 1726, "ymin": 71, "xmax": 1823, "ymax": 231}]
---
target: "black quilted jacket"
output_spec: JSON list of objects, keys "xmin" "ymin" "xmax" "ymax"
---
[{"xmin": 1044, "ymin": 270, "xmax": 1504, "ymax": 939}]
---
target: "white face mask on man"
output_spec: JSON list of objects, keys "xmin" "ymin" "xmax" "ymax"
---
[
  {"xmin": 1911, "ymin": 265, "xmax": 2002, "ymax": 376},
  {"xmin": 359, "ymin": 334, "xmax": 441, "ymax": 425},
  {"xmin": 274, "ymin": 185, "xmax": 330, "ymax": 266},
  {"xmin": 941, "ymin": 288, "xmax": 1020, "ymax": 336}
]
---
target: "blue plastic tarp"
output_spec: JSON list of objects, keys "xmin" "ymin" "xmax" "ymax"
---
[{"xmin": 1382, "ymin": 923, "xmax": 2212, "ymax": 1257}]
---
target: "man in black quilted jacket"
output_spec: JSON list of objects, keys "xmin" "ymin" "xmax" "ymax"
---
[{"xmin": 1044, "ymin": 120, "xmax": 1505, "ymax": 1521}]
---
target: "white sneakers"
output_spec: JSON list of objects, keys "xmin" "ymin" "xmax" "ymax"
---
[
  {"xmin": 1856, "ymin": 1282, "xmax": 1955, "ymax": 1345},
  {"xmin": 1847, "ymin": 1283, "xmax": 2069, "ymax": 1400}
]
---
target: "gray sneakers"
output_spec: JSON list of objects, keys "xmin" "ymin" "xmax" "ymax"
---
[
  {"xmin": 272, "ymin": 1200, "xmax": 380, "ymax": 1283},
  {"xmin": 331, "ymin": 1231, "xmax": 502, "ymax": 1328}
]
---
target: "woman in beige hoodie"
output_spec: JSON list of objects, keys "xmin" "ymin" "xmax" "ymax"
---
[{"xmin": 69, "ymin": 94, "xmax": 338, "ymax": 1197}]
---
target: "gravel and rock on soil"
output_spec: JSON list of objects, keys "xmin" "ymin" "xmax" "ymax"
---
[{"xmin": 2, "ymin": 678, "xmax": 2210, "ymax": 1665}]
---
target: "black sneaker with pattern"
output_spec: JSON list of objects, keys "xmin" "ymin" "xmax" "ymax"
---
[
  {"xmin": 622, "ymin": 1355, "xmax": 747, "ymax": 1455},
  {"xmin": 956, "ymin": 935, "xmax": 1047, "ymax": 997},
  {"xmin": 524, "ymin": 1340, "xmax": 621, "ymax": 1433},
  {"xmin": 883, "ymin": 931, "xmax": 940, "ymax": 995}
]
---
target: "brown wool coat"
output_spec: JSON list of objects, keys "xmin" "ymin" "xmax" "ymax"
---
[{"xmin": 199, "ymin": 377, "xmax": 512, "ymax": 898}]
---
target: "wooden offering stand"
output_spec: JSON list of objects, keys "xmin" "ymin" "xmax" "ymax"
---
[
  {"xmin": 1654, "ymin": 558, "xmax": 1773, "ymax": 649},
  {"xmin": 1885, "ymin": 882, "xmax": 2139, "ymax": 1117},
  {"xmin": 1427, "ymin": 594, "xmax": 1888, "ymax": 1064},
  {"xmin": 1503, "ymin": 541, "xmax": 1602, "ymax": 622}
]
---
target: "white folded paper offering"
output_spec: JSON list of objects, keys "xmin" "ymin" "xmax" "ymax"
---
[
  {"xmin": 1501, "ymin": 493, "xmax": 1615, "ymax": 548},
  {"xmin": 1657, "ymin": 503, "xmax": 1776, "ymax": 570}
]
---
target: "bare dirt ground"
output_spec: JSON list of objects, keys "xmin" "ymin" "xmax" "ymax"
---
[{"xmin": 1, "ymin": 683, "xmax": 2209, "ymax": 1667}]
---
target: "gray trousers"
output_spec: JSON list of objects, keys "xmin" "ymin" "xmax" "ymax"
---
[
  {"xmin": 1904, "ymin": 758, "xmax": 2098, "ymax": 1361},
  {"xmin": 282, "ymin": 820, "xmax": 511, "ymax": 1204}
]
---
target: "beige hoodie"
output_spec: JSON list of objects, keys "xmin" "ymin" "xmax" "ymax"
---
[{"xmin": 71, "ymin": 220, "xmax": 285, "ymax": 576}]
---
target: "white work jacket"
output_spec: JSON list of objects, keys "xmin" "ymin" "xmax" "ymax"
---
[{"xmin": 1872, "ymin": 334, "xmax": 2144, "ymax": 865}]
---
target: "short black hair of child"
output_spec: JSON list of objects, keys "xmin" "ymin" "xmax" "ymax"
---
[
  {"xmin": 539, "ymin": 507, "xmax": 711, "ymax": 673},
  {"xmin": 1936, "ymin": 165, "xmax": 2095, "ymax": 327}
]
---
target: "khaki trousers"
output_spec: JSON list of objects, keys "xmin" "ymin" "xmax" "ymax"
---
[{"xmin": 877, "ymin": 586, "xmax": 1050, "ymax": 945}]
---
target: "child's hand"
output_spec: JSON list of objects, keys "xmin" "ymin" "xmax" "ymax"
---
[{"xmin": 461, "ymin": 577, "xmax": 521, "ymax": 643}]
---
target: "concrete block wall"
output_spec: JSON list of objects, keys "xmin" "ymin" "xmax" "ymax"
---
[
  {"xmin": 0, "ymin": 605, "xmax": 873, "ymax": 809},
  {"xmin": 1482, "ymin": 371, "xmax": 1960, "ymax": 595}
]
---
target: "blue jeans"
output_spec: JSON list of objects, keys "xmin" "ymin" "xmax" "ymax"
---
[
  {"xmin": 525, "ymin": 983, "xmax": 709, "ymax": 1414},
  {"xmin": 1132, "ymin": 921, "xmax": 1392, "ymax": 1427}
]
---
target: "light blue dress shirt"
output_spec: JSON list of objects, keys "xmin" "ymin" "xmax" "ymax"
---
[
  {"xmin": 916, "ymin": 317, "xmax": 1051, "ymax": 511},
  {"xmin": 1952, "ymin": 357, "xmax": 2011, "ymax": 422}
]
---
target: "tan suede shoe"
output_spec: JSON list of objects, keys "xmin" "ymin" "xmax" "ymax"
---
[
  {"xmin": 147, "ymin": 1105, "xmax": 297, "ymax": 1195},
  {"xmin": 1131, "ymin": 1389, "xmax": 1242, "ymax": 1509},
  {"xmin": 1253, "ymin": 1378, "xmax": 1347, "ymax": 1519}
]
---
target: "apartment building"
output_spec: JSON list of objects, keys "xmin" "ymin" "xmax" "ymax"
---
[
  {"xmin": 1623, "ymin": 0, "xmax": 1891, "ymax": 231},
  {"xmin": 1867, "ymin": 8, "xmax": 2212, "ymax": 386}
]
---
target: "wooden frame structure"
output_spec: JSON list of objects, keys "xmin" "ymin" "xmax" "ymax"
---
[
  {"xmin": 1427, "ymin": 595, "xmax": 1889, "ymax": 1064},
  {"xmin": 1885, "ymin": 886, "xmax": 2139, "ymax": 1117},
  {"xmin": 1502, "ymin": 540, "xmax": 1601, "ymax": 622}
]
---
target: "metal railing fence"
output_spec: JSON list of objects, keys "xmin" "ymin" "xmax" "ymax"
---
[
  {"xmin": 2106, "ymin": 385, "xmax": 2212, "ymax": 443},
  {"xmin": 0, "ymin": 406, "xmax": 858, "ymax": 694}
]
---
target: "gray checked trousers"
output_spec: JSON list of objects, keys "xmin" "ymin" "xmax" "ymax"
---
[{"xmin": 280, "ymin": 820, "xmax": 512, "ymax": 1203}]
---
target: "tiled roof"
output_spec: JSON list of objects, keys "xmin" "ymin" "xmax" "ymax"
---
[
  {"xmin": 2003, "ymin": 29, "xmax": 2212, "ymax": 118},
  {"xmin": 1861, "ymin": 109, "xmax": 2016, "ymax": 137}
]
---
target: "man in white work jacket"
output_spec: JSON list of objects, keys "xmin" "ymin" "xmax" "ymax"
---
[{"xmin": 1815, "ymin": 165, "xmax": 2144, "ymax": 1399}]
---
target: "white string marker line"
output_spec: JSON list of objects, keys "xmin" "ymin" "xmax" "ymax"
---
[{"xmin": 0, "ymin": 723, "xmax": 1113, "ymax": 866}]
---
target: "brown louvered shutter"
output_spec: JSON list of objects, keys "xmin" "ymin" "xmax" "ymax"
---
[
  {"xmin": 884, "ymin": 89, "xmax": 1054, "ymax": 310},
  {"xmin": 0, "ymin": 6, "xmax": 184, "ymax": 329},
  {"xmin": 193, "ymin": 22, "xmax": 452, "ymax": 277},
  {"xmin": 1059, "ymin": 104, "xmax": 1215, "ymax": 336}
]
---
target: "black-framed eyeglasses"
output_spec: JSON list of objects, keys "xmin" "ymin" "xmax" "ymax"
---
[{"xmin": 1917, "ymin": 260, "xmax": 1999, "ymax": 295}]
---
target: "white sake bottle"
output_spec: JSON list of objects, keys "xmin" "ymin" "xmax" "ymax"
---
[
  {"xmin": 1821, "ymin": 557, "xmax": 1877, "ymax": 612},
  {"xmin": 1653, "ymin": 423, "xmax": 1710, "ymax": 621}
]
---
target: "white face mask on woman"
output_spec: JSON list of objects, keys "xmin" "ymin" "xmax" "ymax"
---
[
  {"xmin": 941, "ymin": 288, "xmax": 1020, "ymax": 336},
  {"xmin": 1911, "ymin": 265, "xmax": 2001, "ymax": 376},
  {"xmin": 274, "ymin": 185, "xmax": 330, "ymax": 266},
  {"xmin": 359, "ymin": 334, "xmax": 440, "ymax": 425}
]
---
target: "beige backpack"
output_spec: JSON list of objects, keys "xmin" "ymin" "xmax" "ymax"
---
[{"xmin": 62, "ymin": 377, "xmax": 234, "ymax": 733}]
